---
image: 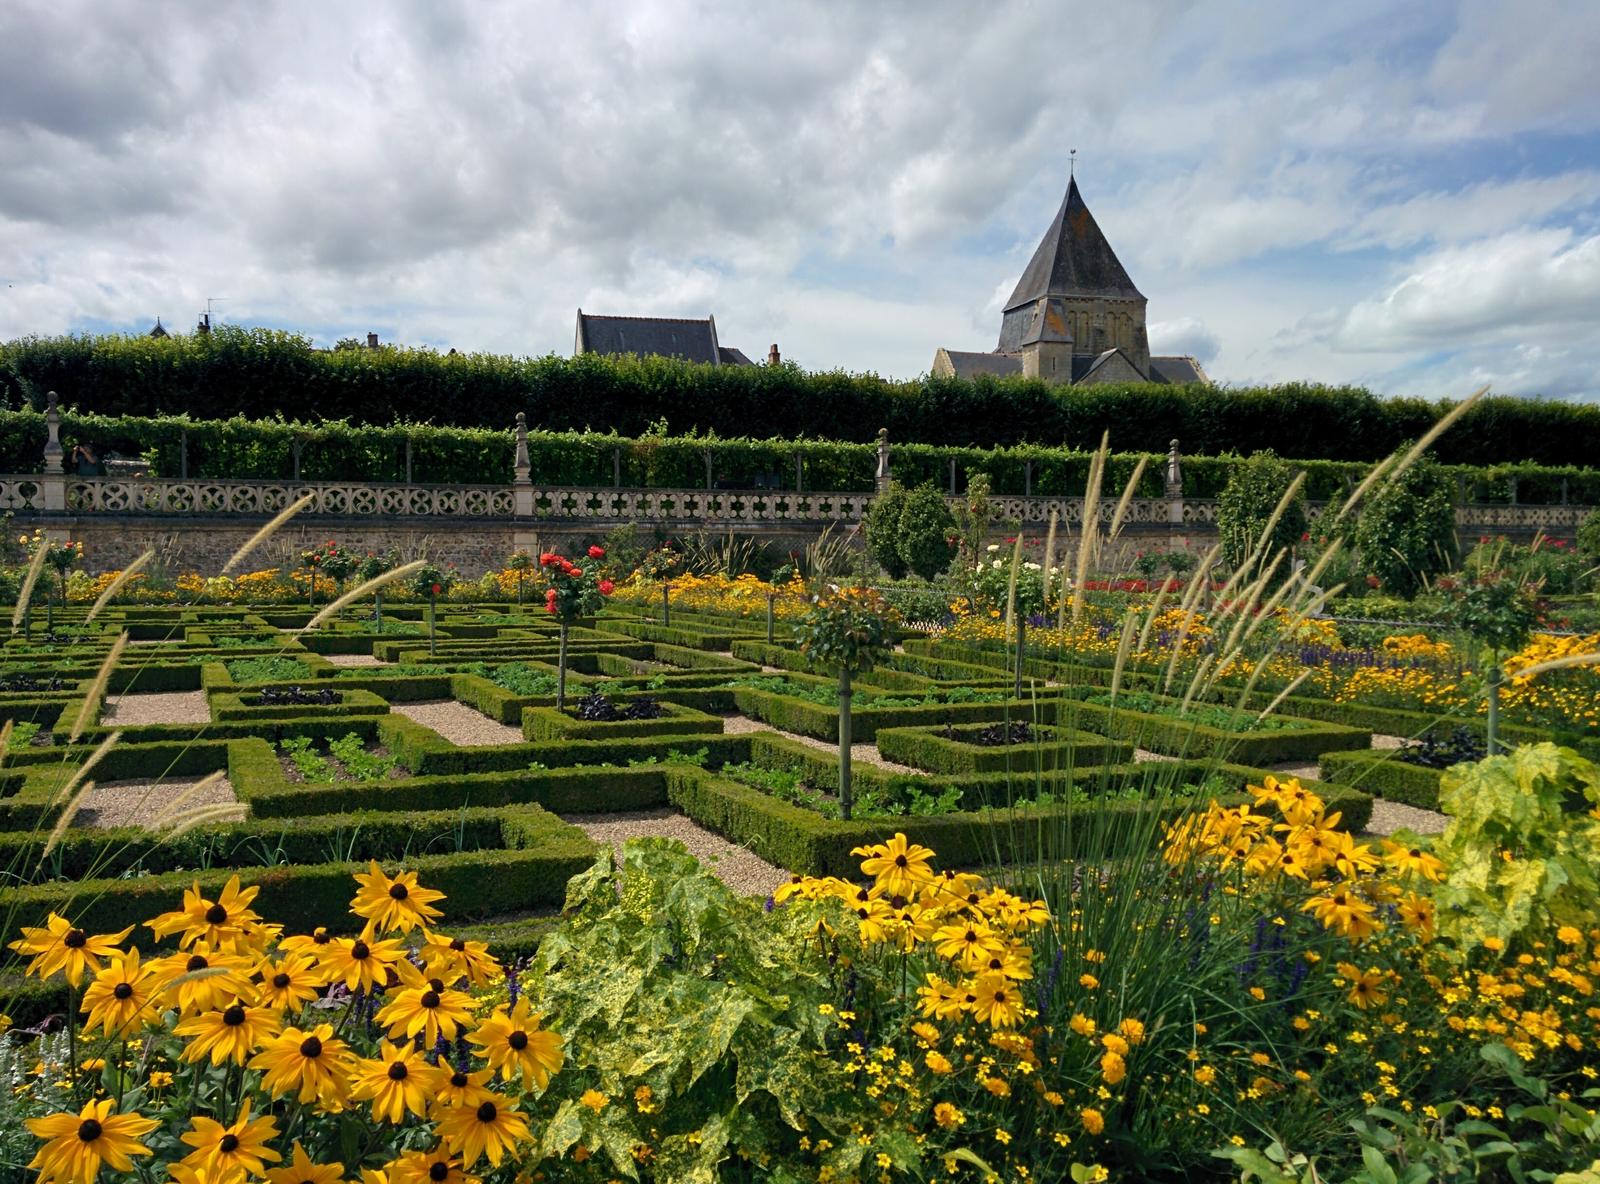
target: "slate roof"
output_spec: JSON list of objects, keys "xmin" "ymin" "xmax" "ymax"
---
[
  {"xmin": 1003, "ymin": 177, "xmax": 1144, "ymax": 311},
  {"xmin": 939, "ymin": 349, "xmax": 1024, "ymax": 380},
  {"xmin": 1079, "ymin": 347, "xmax": 1148, "ymax": 383},
  {"xmin": 575, "ymin": 311, "xmax": 751, "ymax": 366},
  {"xmin": 1148, "ymin": 355, "xmax": 1209, "ymax": 385}
]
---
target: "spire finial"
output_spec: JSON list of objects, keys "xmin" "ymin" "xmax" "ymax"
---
[{"xmin": 1069, "ymin": 148, "xmax": 1077, "ymax": 179}]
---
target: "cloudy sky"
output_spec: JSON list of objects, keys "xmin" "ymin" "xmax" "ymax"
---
[{"xmin": 3, "ymin": 0, "xmax": 1599, "ymax": 400}]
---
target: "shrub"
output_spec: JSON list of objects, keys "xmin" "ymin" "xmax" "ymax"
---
[
  {"xmin": 1353, "ymin": 455, "xmax": 1459, "ymax": 598},
  {"xmin": 863, "ymin": 481, "xmax": 910, "ymax": 579},
  {"xmin": 895, "ymin": 484, "xmax": 958, "ymax": 581},
  {"xmin": 1216, "ymin": 449, "xmax": 1307, "ymax": 581},
  {"xmin": 1577, "ymin": 509, "xmax": 1600, "ymax": 563}
]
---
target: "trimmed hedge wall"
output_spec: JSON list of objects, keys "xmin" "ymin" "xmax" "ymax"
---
[
  {"xmin": 874, "ymin": 724, "xmax": 1133, "ymax": 775},
  {"xmin": 1319, "ymin": 750, "xmax": 1447, "ymax": 810}
]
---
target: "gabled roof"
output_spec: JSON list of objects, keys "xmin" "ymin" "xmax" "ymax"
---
[
  {"xmin": 1080, "ymin": 347, "xmax": 1148, "ymax": 383},
  {"xmin": 1148, "ymin": 355, "xmax": 1209, "ymax": 385},
  {"xmin": 1003, "ymin": 177, "xmax": 1143, "ymax": 311},
  {"xmin": 575, "ymin": 311, "xmax": 726, "ymax": 366},
  {"xmin": 718, "ymin": 346, "xmax": 754, "ymax": 366},
  {"xmin": 937, "ymin": 349, "xmax": 1025, "ymax": 380}
]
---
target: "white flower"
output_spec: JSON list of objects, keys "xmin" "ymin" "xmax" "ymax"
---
[
  {"xmin": 1023, "ymin": 562, "xmax": 1041, "ymax": 572},
  {"xmin": 991, "ymin": 560, "xmax": 1004, "ymax": 570},
  {"xmin": 986, "ymin": 544, "xmax": 1001, "ymax": 553}
]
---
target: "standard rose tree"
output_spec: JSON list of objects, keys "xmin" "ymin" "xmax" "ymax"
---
[
  {"xmin": 538, "ymin": 546, "xmax": 615, "ymax": 707},
  {"xmin": 410, "ymin": 562, "xmax": 457, "ymax": 655}
]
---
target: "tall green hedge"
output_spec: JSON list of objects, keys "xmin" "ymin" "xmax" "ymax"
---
[{"xmin": 7, "ymin": 327, "xmax": 1600, "ymax": 469}]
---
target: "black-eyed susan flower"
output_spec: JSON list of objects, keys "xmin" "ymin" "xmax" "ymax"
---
[
  {"xmin": 466, "ymin": 998, "xmax": 563, "ymax": 1090},
  {"xmin": 420, "ymin": 931, "xmax": 501, "ymax": 990},
  {"xmin": 350, "ymin": 1041, "xmax": 440, "ymax": 1124},
  {"xmin": 8, "ymin": 914, "xmax": 132, "ymax": 987},
  {"xmin": 933, "ymin": 920, "xmax": 1005, "ymax": 970},
  {"xmin": 147, "ymin": 874, "xmax": 263, "ymax": 950},
  {"xmin": 434, "ymin": 1066, "xmax": 496, "ymax": 1110},
  {"xmin": 971, "ymin": 973, "xmax": 1024, "ymax": 1028},
  {"xmin": 350, "ymin": 861, "xmax": 446, "ymax": 936},
  {"xmin": 175, "ymin": 1001, "xmax": 282, "ymax": 1066},
  {"xmin": 248, "ymin": 1024, "xmax": 354, "ymax": 1109},
  {"xmin": 1301, "ymin": 884, "xmax": 1380, "ymax": 941},
  {"xmin": 850, "ymin": 833, "xmax": 936, "ymax": 899},
  {"xmin": 1382, "ymin": 839, "xmax": 1447, "ymax": 883},
  {"xmin": 1335, "ymin": 962, "xmax": 1388, "ymax": 1010},
  {"xmin": 319, "ymin": 935, "xmax": 404, "ymax": 994},
  {"xmin": 178, "ymin": 1101, "xmax": 282, "ymax": 1178},
  {"xmin": 279, "ymin": 927, "xmax": 337, "ymax": 962},
  {"xmin": 255, "ymin": 952, "xmax": 321, "ymax": 1011},
  {"xmin": 385, "ymin": 1146, "xmax": 477, "ymax": 1184},
  {"xmin": 151, "ymin": 945, "xmax": 257, "ymax": 1015},
  {"xmin": 376, "ymin": 967, "xmax": 475, "ymax": 1045},
  {"xmin": 433, "ymin": 1092, "xmax": 530, "ymax": 1169},
  {"xmin": 263, "ymin": 1141, "xmax": 345, "ymax": 1184},
  {"xmin": 25, "ymin": 1098, "xmax": 157, "ymax": 1183},
  {"xmin": 79, "ymin": 947, "xmax": 157, "ymax": 1038}
]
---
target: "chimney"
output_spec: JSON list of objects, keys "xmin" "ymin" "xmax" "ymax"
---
[
  {"xmin": 767, "ymin": 343, "xmax": 781, "ymax": 366},
  {"xmin": 367, "ymin": 332, "xmax": 379, "ymax": 349}
]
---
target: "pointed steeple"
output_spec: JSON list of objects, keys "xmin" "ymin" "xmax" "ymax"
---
[{"xmin": 1003, "ymin": 177, "xmax": 1142, "ymax": 311}]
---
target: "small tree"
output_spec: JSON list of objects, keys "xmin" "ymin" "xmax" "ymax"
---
[
  {"xmin": 1352, "ymin": 455, "xmax": 1459, "ymax": 598},
  {"xmin": 539, "ymin": 545, "xmax": 615, "ymax": 708},
  {"xmin": 39, "ymin": 535, "xmax": 81, "ymax": 633},
  {"xmin": 356, "ymin": 549, "xmax": 398, "ymax": 631},
  {"xmin": 319, "ymin": 540, "xmax": 359, "ymax": 590},
  {"xmin": 1216, "ymin": 450, "xmax": 1306, "ymax": 585},
  {"xmin": 411, "ymin": 563, "xmax": 457, "ymax": 656},
  {"xmin": 639, "ymin": 543, "xmax": 682, "ymax": 626},
  {"xmin": 1577, "ymin": 509, "xmax": 1600, "ymax": 564},
  {"xmin": 506, "ymin": 550, "xmax": 534, "ymax": 605},
  {"xmin": 896, "ymin": 485, "xmax": 958, "ymax": 582},
  {"xmin": 794, "ymin": 585, "xmax": 897, "ymax": 820},
  {"xmin": 863, "ymin": 482, "xmax": 910, "ymax": 579},
  {"xmin": 1453, "ymin": 572, "xmax": 1540, "ymax": 754}
]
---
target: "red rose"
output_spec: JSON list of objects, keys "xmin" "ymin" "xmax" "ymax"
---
[
  {"xmin": 546, "ymin": 603, "xmax": 557, "ymax": 614},
  {"xmin": 570, "ymin": 567, "xmax": 583, "ymax": 578},
  {"xmin": 540, "ymin": 552, "xmax": 557, "ymax": 566},
  {"xmin": 431, "ymin": 582, "xmax": 442, "ymax": 595},
  {"xmin": 599, "ymin": 579, "xmax": 614, "ymax": 595},
  {"xmin": 588, "ymin": 545, "xmax": 605, "ymax": 559}
]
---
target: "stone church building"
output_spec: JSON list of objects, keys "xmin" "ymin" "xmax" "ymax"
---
[{"xmin": 933, "ymin": 177, "xmax": 1207, "ymax": 386}]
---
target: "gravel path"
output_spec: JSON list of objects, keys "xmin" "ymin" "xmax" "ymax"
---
[
  {"xmin": 1267, "ymin": 760, "xmax": 1323, "ymax": 781},
  {"xmin": 562, "ymin": 808, "xmax": 789, "ymax": 896},
  {"xmin": 77, "ymin": 776, "xmax": 243, "ymax": 829},
  {"xmin": 326, "ymin": 654, "xmax": 387, "ymax": 667},
  {"xmin": 393, "ymin": 700, "xmax": 524, "ymax": 746},
  {"xmin": 1133, "ymin": 747, "xmax": 1179, "ymax": 763},
  {"xmin": 720, "ymin": 714, "xmax": 922, "ymax": 774},
  {"xmin": 101, "ymin": 691, "xmax": 211, "ymax": 726},
  {"xmin": 1366, "ymin": 798, "xmax": 1448, "ymax": 837},
  {"xmin": 1372, "ymin": 734, "xmax": 1407, "ymax": 749}
]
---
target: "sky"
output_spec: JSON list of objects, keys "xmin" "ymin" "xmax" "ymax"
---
[{"xmin": 3, "ymin": 1, "xmax": 1600, "ymax": 401}]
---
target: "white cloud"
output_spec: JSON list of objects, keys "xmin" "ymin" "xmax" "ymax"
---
[
  {"xmin": 1335, "ymin": 229, "xmax": 1600, "ymax": 352},
  {"xmin": 1148, "ymin": 317, "xmax": 1221, "ymax": 365}
]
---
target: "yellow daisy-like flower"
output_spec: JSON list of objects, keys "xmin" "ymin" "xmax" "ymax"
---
[
  {"xmin": 147, "ymin": 874, "xmax": 263, "ymax": 950},
  {"xmin": 933, "ymin": 921, "xmax": 1005, "ymax": 970},
  {"xmin": 385, "ymin": 1146, "xmax": 478, "ymax": 1184},
  {"xmin": 1336, "ymin": 962, "xmax": 1388, "ymax": 1010},
  {"xmin": 278, "ymin": 927, "xmax": 337, "ymax": 962},
  {"xmin": 263, "ymin": 1141, "xmax": 345, "ymax": 1184},
  {"xmin": 1381, "ymin": 840, "xmax": 1447, "ymax": 883},
  {"xmin": 25, "ymin": 1098, "xmax": 157, "ymax": 1184},
  {"xmin": 466, "ymin": 998, "xmax": 564, "ymax": 1090},
  {"xmin": 319, "ymin": 935, "xmax": 404, "ymax": 994},
  {"xmin": 79, "ymin": 947, "xmax": 158, "ymax": 1038},
  {"xmin": 376, "ymin": 970, "xmax": 476, "ymax": 1046},
  {"xmin": 255, "ymin": 952, "xmax": 322, "ymax": 1011},
  {"xmin": 1301, "ymin": 884, "xmax": 1380, "ymax": 941},
  {"xmin": 433, "ymin": 1092, "xmax": 530, "ymax": 1168},
  {"xmin": 970, "ymin": 973, "xmax": 1024, "ymax": 1029},
  {"xmin": 178, "ymin": 1101, "xmax": 282, "ymax": 1178},
  {"xmin": 434, "ymin": 1066, "xmax": 496, "ymax": 1110},
  {"xmin": 151, "ymin": 945, "xmax": 257, "ymax": 1015},
  {"xmin": 175, "ymin": 1001, "xmax": 283, "ymax": 1066},
  {"xmin": 579, "ymin": 1089, "xmax": 608, "ymax": 1112},
  {"xmin": 350, "ymin": 862, "xmax": 446, "ymax": 935},
  {"xmin": 350, "ymin": 1042, "xmax": 441, "ymax": 1124},
  {"xmin": 8, "ymin": 914, "xmax": 132, "ymax": 987},
  {"xmin": 850, "ymin": 833, "xmax": 937, "ymax": 900},
  {"xmin": 248, "ymin": 1024, "xmax": 355, "ymax": 1109},
  {"xmin": 419, "ymin": 931, "xmax": 502, "ymax": 989}
]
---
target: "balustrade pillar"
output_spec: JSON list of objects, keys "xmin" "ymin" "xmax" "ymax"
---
[
  {"xmin": 40, "ymin": 390, "xmax": 66, "ymax": 512},
  {"xmin": 1164, "ymin": 438, "xmax": 1184, "ymax": 529}
]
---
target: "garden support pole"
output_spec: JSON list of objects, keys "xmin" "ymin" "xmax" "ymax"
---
[
  {"xmin": 374, "ymin": 591, "xmax": 383, "ymax": 634},
  {"xmin": 838, "ymin": 668, "xmax": 853, "ymax": 821},
  {"xmin": 1486, "ymin": 660, "xmax": 1500, "ymax": 755},
  {"xmin": 557, "ymin": 622, "xmax": 570, "ymax": 710},
  {"xmin": 766, "ymin": 592, "xmax": 776, "ymax": 644},
  {"xmin": 428, "ymin": 592, "xmax": 437, "ymax": 656},
  {"xmin": 662, "ymin": 583, "xmax": 671, "ymax": 628},
  {"xmin": 1015, "ymin": 616, "xmax": 1025, "ymax": 700}
]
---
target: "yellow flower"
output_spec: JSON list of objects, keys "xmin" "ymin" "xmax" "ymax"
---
[
  {"xmin": 970, "ymin": 973, "xmax": 1024, "ymax": 1028},
  {"xmin": 580, "ymin": 1089, "xmax": 608, "ymax": 1113},
  {"xmin": 983, "ymin": 1076, "xmax": 1011, "ymax": 1098},
  {"xmin": 248, "ymin": 1024, "xmax": 354, "ymax": 1109},
  {"xmin": 1336, "ymin": 963, "xmax": 1388, "ymax": 1010},
  {"xmin": 255, "ymin": 953, "xmax": 321, "ymax": 1011},
  {"xmin": 933, "ymin": 1102, "xmax": 964, "ymax": 1128},
  {"xmin": 263, "ymin": 1141, "xmax": 345, "ymax": 1184},
  {"xmin": 1069, "ymin": 1014, "xmax": 1096, "ymax": 1037},
  {"xmin": 850, "ymin": 833, "xmax": 937, "ymax": 899},
  {"xmin": 8, "ymin": 914, "xmax": 133, "ymax": 987},
  {"xmin": 350, "ymin": 1042, "xmax": 440, "ymax": 1124},
  {"xmin": 1194, "ymin": 1064, "xmax": 1216, "ymax": 1086},
  {"xmin": 79, "ymin": 948, "xmax": 157, "ymax": 1038},
  {"xmin": 420, "ymin": 931, "xmax": 502, "ymax": 989},
  {"xmin": 375, "ymin": 970, "xmax": 476, "ymax": 1046},
  {"xmin": 147, "ymin": 875, "xmax": 263, "ymax": 950},
  {"xmin": 319, "ymin": 935, "xmax": 405, "ymax": 994},
  {"xmin": 350, "ymin": 862, "xmax": 446, "ymax": 935},
  {"xmin": 467, "ymin": 998, "xmax": 564, "ymax": 1090},
  {"xmin": 1080, "ymin": 1107, "xmax": 1106, "ymax": 1135},
  {"xmin": 1099, "ymin": 1050, "xmax": 1126, "ymax": 1085},
  {"xmin": 1381, "ymin": 840, "xmax": 1447, "ymax": 883},
  {"xmin": 151, "ymin": 945, "xmax": 256, "ymax": 1015},
  {"xmin": 1556, "ymin": 926, "xmax": 1583, "ymax": 946},
  {"xmin": 1101, "ymin": 1033, "xmax": 1129, "ymax": 1056},
  {"xmin": 175, "ymin": 1002, "xmax": 282, "ymax": 1066},
  {"xmin": 1118, "ymin": 1017, "xmax": 1145, "ymax": 1044},
  {"xmin": 434, "ymin": 1092, "xmax": 530, "ymax": 1168},
  {"xmin": 179, "ymin": 1101, "xmax": 282, "ymax": 1178},
  {"xmin": 25, "ymin": 1098, "xmax": 158, "ymax": 1183},
  {"xmin": 385, "ymin": 1147, "xmax": 476, "ymax": 1184},
  {"xmin": 925, "ymin": 1051, "xmax": 954, "ymax": 1075}
]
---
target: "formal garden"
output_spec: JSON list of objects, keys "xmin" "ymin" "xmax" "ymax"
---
[{"xmin": 0, "ymin": 375, "xmax": 1597, "ymax": 1181}]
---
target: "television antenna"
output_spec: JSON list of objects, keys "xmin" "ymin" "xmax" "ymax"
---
[{"xmin": 199, "ymin": 296, "xmax": 228, "ymax": 333}]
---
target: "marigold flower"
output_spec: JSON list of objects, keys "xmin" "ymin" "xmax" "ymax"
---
[{"xmin": 933, "ymin": 1102, "xmax": 964, "ymax": 1129}]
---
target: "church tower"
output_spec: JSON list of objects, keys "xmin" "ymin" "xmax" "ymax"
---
[{"xmin": 996, "ymin": 177, "xmax": 1151, "ymax": 380}]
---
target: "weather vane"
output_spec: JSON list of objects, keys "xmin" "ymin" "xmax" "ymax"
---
[{"xmin": 1070, "ymin": 148, "xmax": 1077, "ymax": 178}]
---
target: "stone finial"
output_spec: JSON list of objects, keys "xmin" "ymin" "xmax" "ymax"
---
[
  {"xmin": 43, "ymin": 391, "xmax": 64, "ymax": 474},
  {"xmin": 875, "ymin": 427, "xmax": 890, "ymax": 493},
  {"xmin": 1165, "ymin": 438, "xmax": 1182, "ymax": 496},
  {"xmin": 513, "ymin": 411, "xmax": 531, "ymax": 485}
]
